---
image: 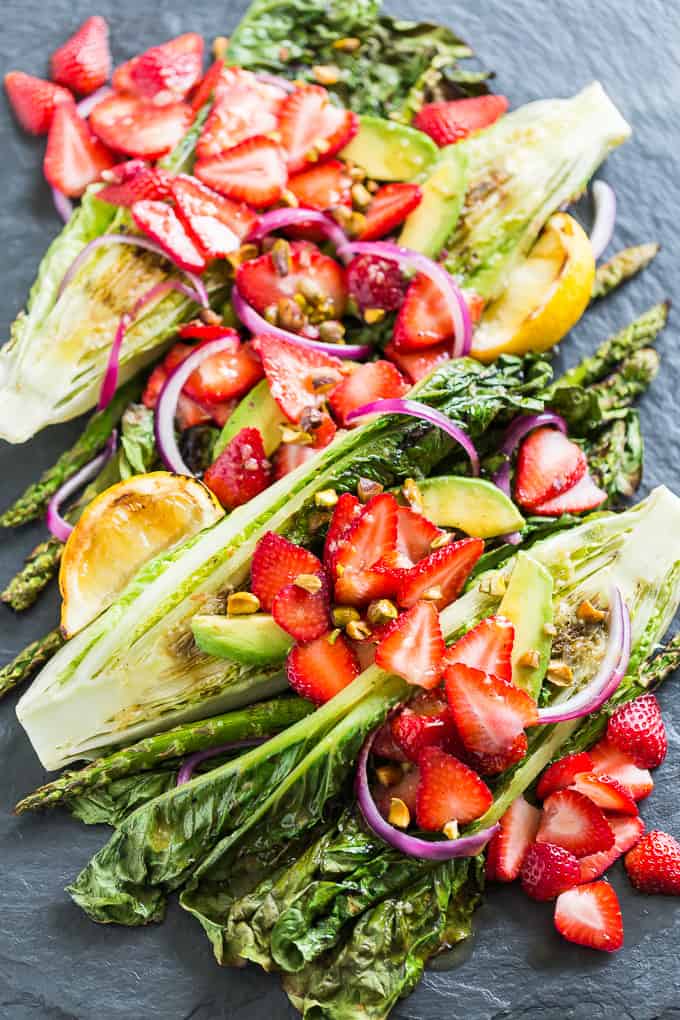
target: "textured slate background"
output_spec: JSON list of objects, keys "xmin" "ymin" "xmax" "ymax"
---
[{"xmin": 1, "ymin": 1, "xmax": 680, "ymax": 1017}]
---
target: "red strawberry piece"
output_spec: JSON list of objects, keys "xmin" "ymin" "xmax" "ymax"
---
[
  {"xmin": 514, "ymin": 427, "xmax": 587, "ymax": 510},
  {"xmin": 50, "ymin": 16, "xmax": 111, "ymax": 96},
  {"xmin": 278, "ymin": 85, "xmax": 358, "ymax": 174},
  {"xmin": 323, "ymin": 492, "xmax": 362, "ymax": 568},
  {"xmin": 90, "ymin": 93, "xmax": 193, "ymax": 159},
  {"xmin": 175, "ymin": 393, "xmax": 214, "ymax": 430},
  {"xmin": 4, "ymin": 71, "xmax": 73, "ymax": 135},
  {"xmin": 272, "ymin": 443, "xmax": 316, "ymax": 480},
  {"xmin": 372, "ymin": 719, "xmax": 409, "ymax": 762},
  {"xmin": 334, "ymin": 561, "xmax": 399, "ymax": 606},
  {"xmin": 178, "ymin": 321, "xmax": 235, "ymax": 341},
  {"xmin": 384, "ymin": 340, "xmax": 451, "ymax": 384},
  {"xmin": 578, "ymin": 814, "xmax": 645, "ymax": 884},
  {"xmin": 624, "ymin": 829, "xmax": 680, "ymax": 895},
  {"xmin": 190, "ymin": 59, "xmax": 224, "ymax": 112},
  {"xmin": 272, "ymin": 570, "xmax": 331, "ymax": 642},
  {"xmin": 570, "ymin": 771, "xmax": 638, "ymax": 816},
  {"xmin": 98, "ymin": 159, "xmax": 172, "ymax": 206},
  {"xmin": 394, "ymin": 506, "xmax": 442, "ymax": 568},
  {"xmin": 531, "ymin": 471, "xmax": 607, "ymax": 517},
  {"xmin": 309, "ymin": 412, "xmax": 337, "ymax": 449},
  {"xmin": 373, "ymin": 765, "xmax": 420, "ymax": 819},
  {"xmin": 414, "ymin": 94, "xmax": 509, "ymax": 146},
  {"xmin": 536, "ymin": 788, "xmax": 615, "ymax": 858},
  {"xmin": 536, "ymin": 751, "xmax": 595, "ymax": 800},
  {"xmin": 196, "ymin": 68, "xmax": 285, "ymax": 160},
  {"xmin": 328, "ymin": 360, "xmax": 408, "ymax": 428},
  {"xmin": 287, "ymin": 631, "xmax": 360, "ymax": 704},
  {"xmin": 554, "ymin": 881, "xmax": 624, "ymax": 952},
  {"xmin": 237, "ymin": 241, "xmax": 348, "ymax": 321},
  {"xmin": 203, "ymin": 427, "xmax": 271, "ymax": 509},
  {"xmin": 393, "ymin": 274, "xmax": 474, "ymax": 352},
  {"xmin": 142, "ymin": 356, "xmax": 219, "ymax": 428},
  {"xmin": 171, "ymin": 174, "xmax": 257, "ymax": 257},
  {"xmin": 142, "ymin": 363, "xmax": 168, "ymax": 410},
  {"xmin": 396, "ymin": 536, "xmax": 484, "ymax": 610},
  {"xmin": 112, "ymin": 57, "xmax": 137, "ymax": 94},
  {"xmin": 332, "ymin": 492, "xmax": 399, "ymax": 606},
  {"xmin": 520, "ymin": 842, "xmax": 580, "ymax": 901},
  {"xmin": 390, "ymin": 690, "xmax": 460, "ymax": 763},
  {"xmin": 589, "ymin": 738, "xmax": 654, "ymax": 801},
  {"xmin": 486, "ymin": 795, "xmax": 541, "ymax": 883},
  {"xmin": 251, "ymin": 531, "xmax": 323, "ymax": 612},
  {"xmin": 194, "ymin": 396, "xmax": 237, "ymax": 429},
  {"xmin": 415, "ymin": 746, "xmax": 492, "ymax": 830},
  {"xmin": 131, "ymin": 200, "xmax": 207, "ymax": 273},
  {"xmin": 130, "ymin": 33, "xmax": 204, "ymax": 105},
  {"xmin": 252, "ymin": 334, "xmax": 343, "ymax": 424},
  {"xmin": 287, "ymin": 160, "xmax": 352, "ymax": 210},
  {"xmin": 443, "ymin": 614, "xmax": 515, "ymax": 682},
  {"xmin": 375, "ymin": 601, "xmax": 445, "ymax": 690},
  {"xmin": 607, "ymin": 693, "xmax": 667, "ymax": 769},
  {"xmin": 183, "ymin": 340, "xmax": 264, "ymax": 403},
  {"xmin": 44, "ymin": 103, "xmax": 115, "ymax": 198},
  {"xmin": 360, "ymin": 183, "xmax": 422, "ymax": 241},
  {"xmin": 346, "ymin": 254, "xmax": 408, "ymax": 313},
  {"xmin": 444, "ymin": 662, "xmax": 537, "ymax": 774}
]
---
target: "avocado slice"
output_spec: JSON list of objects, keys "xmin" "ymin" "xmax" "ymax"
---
[
  {"xmin": 192, "ymin": 613, "xmax": 293, "ymax": 665},
  {"xmin": 214, "ymin": 379, "xmax": 287, "ymax": 458},
  {"xmin": 340, "ymin": 116, "xmax": 437, "ymax": 182},
  {"xmin": 499, "ymin": 552, "xmax": 554, "ymax": 698},
  {"xmin": 398, "ymin": 145, "xmax": 468, "ymax": 257},
  {"xmin": 417, "ymin": 476, "xmax": 525, "ymax": 538}
]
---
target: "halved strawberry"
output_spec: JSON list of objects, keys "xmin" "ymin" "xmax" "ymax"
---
[
  {"xmin": 251, "ymin": 532, "xmax": 323, "ymax": 611},
  {"xmin": 278, "ymin": 85, "xmax": 358, "ymax": 174},
  {"xmin": 531, "ymin": 470, "xmax": 607, "ymax": 517},
  {"xmin": 570, "ymin": 772, "xmax": 638, "ymax": 816},
  {"xmin": 237, "ymin": 241, "xmax": 348, "ymax": 320},
  {"xmin": 332, "ymin": 492, "xmax": 399, "ymax": 606},
  {"xmin": 272, "ymin": 571, "xmax": 331, "ymax": 642},
  {"xmin": 375, "ymin": 601, "xmax": 445, "ymax": 690},
  {"xmin": 131, "ymin": 200, "xmax": 207, "ymax": 273},
  {"xmin": 252, "ymin": 333, "xmax": 343, "ymax": 424},
  {"xmin": 171, "ymin": 174, "xmax": 256, "ymax": 259},
  {"xmin": 444, "ymin": 663, "xmax": 537, "ymax": 774},
  {"xmin": 4, "ymin": 71, "xmax": 73, "ymax": 135},
  {"xmin": 323, "ymin": 492, "xmax": 362, "ymax": 568},
  {"xmin": 384, "ymin": 340, "xmax": 451, "ymax": 384},
  {"xmin": 373, "ymin": 765, "xmax": 420, "ymax": 819},
  {"xmin": 486, "ymin": 795, "xmax": 541, "ymax": 882},
  {"xmin": 396, "ymin": 537, "xmax": 484, "ymax": 610},
  {"xmin": 394, "ymin": 506, "xmax": 442, "ymax": 569},
  {"xmin": 346, "ymin": 255, "xmax": 408, "ymax": 313},
  {"xmin": 196, "ymin": 68, "xmax": 285, "ymax": 160},
  {"xmin": 272, "ymin": 443, "xmax": 316, "ymax": 480},
  {"xmin": 288, "ymin": 160, "xmax": 352, "ymax": 210},
  {"xmin": 183, "ymin": 339, "xmax": 264, "ymax": 403},
  {"xmin": 514, "ymin": 427, "xmax": 587, "ymax": 510},
  {"xmin": 536, "ymin": 751, "xmax": 595, "ymax": 801},
  {"xmin": 578, "ymin": 814, "xmax": 645, "ymax": 884},
  {"xmin": 129, "ymin": 33, "xmax": 204, "ymax": 104},
  {"xmin": 589, "ymin": 738, "xmax": 654, "ymax": 801},
  {"xmin": 554, "ymin": 881, "xmax": 623, "ymax": 952},
  {"xmin": 50, "ymin": 15, "xmax": 111, "ymax": 96},
  {"xmin": 328, "ymin": 360, "xmax": 408, "ymax": 427},
  {"xmin": 520, "ymin": 842, "xmax": 580, "ymax": 901},
  {"xmin": 607, "ymin": 693, "xmax": 667, "ymax": 770},
  {"xmin": 287, "ymin": 631, "xmax": 360, "ymax": 704},
  {"xmin": 415, "ymin": 746, "xmax": 492, "ymax": 830},
  {"xmin": 414, "ymin": 95, "xmax": 509, "ymax": 146},
  {"xmin": 390, "ymin": 690, "xmax": 460, "ymax": 763},
  {"xmin": 44, "ymin": 103, "xmax": 115, "ymax": 198},
  {"xmin": 624, "ymin": 829, "xmax": 680, "ymax": 895},
  {"xmin": 536, "ymin": 788, "xmax": 615, "ymax": 857},
  {"xmin": 360, "ymin": 183, "xmax": 422, "ymax": 241},
  {"xmin": 98, "ymin": 159, "xmax": 172, "ymax": 206},
  {"xmin": 196, "ymin": 135, "xmax": 288, "ymax": 207},
  {"xmin": 190, "ymin": 58, "xmax": 224, "ymax": 112},
  {"xmin": 90, "ymin": 93, "xmax": 193, "ymax": 159},
  {"xmin": 443, "ymin": 615, "xmax": 515, "ymax": 682},
  {"xmin": 203, "ymin": 426, "xmax": 271, "ymax": 509}
]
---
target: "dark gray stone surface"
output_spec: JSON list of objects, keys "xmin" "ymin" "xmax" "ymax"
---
[{"xmin": 1, "ymin": 1, "xmax": 679, "ymax": 1017}]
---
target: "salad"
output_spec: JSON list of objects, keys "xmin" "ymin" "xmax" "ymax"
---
[{"xmin": 1, "ymin": 1, "xmax": 679, "ymax": 1016}]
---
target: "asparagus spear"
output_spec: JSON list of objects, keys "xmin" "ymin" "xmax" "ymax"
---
[
  {"xmin": 0, "ymin": 628, "xmax": 64, "ymax": 701},
  {"xmin": 588, "ymin": 411, "xmax": 643, "ymax": 501},
  {"xmin": 14, "ymin": 696, "xmax": 314, "ymax": 814},
  {"xmin": 638, "ymin": 632, "xmax": 680, "ymax": 689},
  {"xmin": 591, "ymin": 347, "xmax": 660, "ymax": 413},
  {"xmin": 1, "ymin": 537, "xmax": 63, "ymax": 612},
  {"xmin": 591, "ymin": 243, "xmax": 660, "ymax": 301}
]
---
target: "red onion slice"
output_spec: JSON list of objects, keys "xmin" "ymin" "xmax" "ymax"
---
[
  {"xmin": 231, "ymin": 286, "xmax": 372, "ymax": 360},
  {"xmin": 52, "ymin": 187, "xmax": 73, "ymax": 223},
  {"xmin": 492, "ymin": 412, "xmax": 568, "ymax": 497},
  {"xmin": 356, "ymin": 727, "xmax": 499, "ymax": 860},
  {"xmin": 76, "ymin": 85, "xmax": 114, "ymax": 120},
  {"xmin": 345, "ymin": 397, "xmax": 480, "ymax": 476},
  {"xmin": 46, "ymin": 432, "xmax": 118, "ymax": 542},
  {"xmin": 176, "ymin": 738, "xmax": 266, "ymax": 785},
  {"xmin": 338, "ymin": 240, "xmax": 472, "ymax": 357},
  {"xmin": 589, "ymin": 180, "xmax": 617, "ymax": 261},
  {"xmin": 247, "ymin": 208, "xmax": 348, "ymax": 252}
]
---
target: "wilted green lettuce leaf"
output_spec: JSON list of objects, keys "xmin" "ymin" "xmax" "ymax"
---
[{"xmin": 66, "ymin": 770, "xmax": 177, "ymax": 827}]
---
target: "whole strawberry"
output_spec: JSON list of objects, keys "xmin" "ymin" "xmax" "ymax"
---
[
  {"xmin": 607, "ymin": 693, "xmax": 667, "ymax": 769},
  {"xmin": 521, "ymin": 841, "xmax": 580, "ymax": 901},
  {"xmin": 51, "ymin": 16, "xmax": 111, "ymax": 96},
  {"xmin": 625, "ymin": 830, "xmax": 680, "ymax": 894}
]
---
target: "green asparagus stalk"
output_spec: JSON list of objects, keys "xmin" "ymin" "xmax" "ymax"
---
[
  {"xmin": 14, "ymin": 696, "xmax": 314, "ymax": 814},
  {"xmin": 588, "ymin": 411, "xmax": 643, "ymax": 501},
  {"xmin": 591, "ymin": 243, "xmax": 660, "ymax": 301},
  {"xmin": 1, "ymin": 537, "xmax": 63, "ymax": 612},
  {"xmin": 638, "ymin": 632, "xmax": 680, "ymax": 689},
  {"xmin": 0, "ymin": 628, "xmax": 64, "ymax": 701},
  {"xmin": 591, "ymin": 347, "xmax": 660, "ymax": 413}
]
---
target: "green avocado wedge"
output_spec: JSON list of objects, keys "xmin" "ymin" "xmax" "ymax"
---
[
  {"xmin": 398, "ymin": 144, "xmax": 468, "ymax": 256},
  {"xmin": 192, "ymin": 614, "xmax": 294, "ymax": 666},
  {"xmin": 340, "ymin": 116, "xmax": 437, "ymax": 181},
  {"xmin": 417, "ymin": 476, "xmax": 525, "ymax": 538},
  {"xmin": 214, "ymin": 379, "xmax": 288, "ymax": 458},
  {"xmin": 499, "ymin": 552, "xmax": 554, "ymax": 698}
]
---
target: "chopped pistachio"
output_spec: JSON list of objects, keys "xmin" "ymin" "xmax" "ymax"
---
[
  {"xmin": 307, "ymin": 510, "xmax": 331, "ymax": 532},
  {"xmin": 310, "ymin": 370, "xmax": 340, "ymax": 392},
  {"xmin": 335, "ymin": 563, "xmax": 345, "ymax": 577},
  {"xmin": 543, "ymin": 622, "xmax": 558, "ymax": 636},
  {"xmin": 294, "ymin": 573, "xmax": 323, "ymax": 594},
  {"xmin": 367, "ymin": 599, "xmax": 398, "ymax": 626},
  {"xmin": 518, "ymin": 649, "xmax": 541, "ymax": 669},
  {"xmin": 351, "ymin": 182, "xmax": 373, "ymax": 208},
  {"xmin": 299, "ymin": 277, "xmax": 325, "ymax": 304},
  {"xmin": 312, "ymin": 64, "xmax": 341, "ymax": 85},
  {"xmin": 281, "ymin": 424, "xmax": 313, "ymax": 445},
  {"xmin": 315, "ymin": 488, "xmax": 339, "ymax": 509},
  {"xmin": 366, "ymin": 180, "xmax": 379, "ymax": 194},
  {"xmin": 363, "ymin": 307, "xmax": 386, "ymax": 324},
  {"xmin": 326, "ymin": 628, "xmax": 342, "ymax": 645},
  {"xmin": 199, "ymin": 308, "xmax": 222, "ymax": 326},
  {"xmin": 348, "ymin": 164, "xmax": 366, "ymax": 181},
  {"xmin": 271, "ymin": 238, "xmax": 291, "ymax": 276},
  {"xmin": 402, "ymin": 478, "xmax": 423, "ymax": 512},
  {"xmin": 478, "ymin": 573, "xmax": 508, "ymax": 597},
  {"xmin": 318, "ymin": 320, "xmax": 346, "ymax": 344},
  {"xmin": 281, "ymin": 188, "xmax": 300, "ymax": 207},
  {"xmin": 547, "ymin": 660, "xmax": 574, "ymax": 686},
  {"xmin": 332, "ymin": 605, "xmax": 361, "ymax": 628},
  {"xmin": 277, "ymin": 296, "xmax": 307, "ymax": 332},
  {"xmin": 430, "ymin": 532, "xmax": 452, "ymax": 550},
  {"xmin": 346, "ymin": 619, "xmax": 372, "ymax": 641},
  {"xmin": 376, "ymin": 764, "xmax": 402, "ymax": 786},
  {"xmin": 576, "ymin": 599, "xmax": 608, "ymax": 623},
  {"xmin": 422, "ymin": 586, "xmax": 443, "ymax": 602},
  {"xmin": 227, "ymin": 592, "xmax": 261, "ymax": 615},
  {"xmin": 347, "ymin": 211, "xmax": 367, "ymax": 237},
  {"xmin": 357, "ymin": 477, "xmax": 384, "ymax": 503},
  {"xmin": 301, "ymin": 406, "xmax": 324, "ymax": 433},
  {"xmin": 442, "ymin": 820, "xmax": 459, "ymax": 840},
  {"xmin": 388, "ymin": 797, "xmax": 410, "ymax": 828},
  {"xmin": 332, "ymin": 36, "xmax": 361, "ymax": 52},
  {"xmin": 212, "ymin": 36, "xmax": 229, "ymax": 59}
]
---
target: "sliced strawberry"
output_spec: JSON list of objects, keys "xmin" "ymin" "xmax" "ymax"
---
[
  {"xmin": 443, "ymin": 615, "xmax": 514, "ymax": 682},
  {"xmin": 272, "ymin": 571, "xmax": 331, "ymax": 642},
  {"xmin": 589, "ymin": 738, "xmax": 654, "ymax": 801},
  {"xmin": 328, "ymin": 360, "xmax": 408, "ymax": 428},
  {"xmin": 4, "ymin": 71, "xmax": 73, "ymax": 135},
  {"xmin": 486, "ymin": 795, "xmax": 541, "ymax": 883},
  {"xmin": 196, "ymin": 68, "xmax": 285, "ymax": 160},
  {"xmin": 536, "ymin": 789, "xmax": 615, "ymax": 858},
  {"xmin": 578, "ymin": 814, "xmax": 645, "ymax": 884},
  {"xmin": 131, "ymin": 200, "xmax": 206, "ymax": 273},
  {"xmin": 415, "ymin": 746, "xmax": 492, "ymax": 831},
  {"xmin": 237, "ymin": 241, "xmax": 348, "ymax": 321},
  {"xmin": 278, "ymin": 85, "xmax": 358, "ymax": 174},
  {"xmin": 50, "ymin": 15, "xmax": 111, "ymax": 96},
  {"xmin": 98, "ymin": 159, "xmax": 172, "ymax": 206},
  {"xmin": 309, "ymin": 412, "xmax": 337, "ymax": 449},
  {"xmin": 203, "ymin": 427, "xmax": 271, "ymax": 509},
  {"xmin": 373, "ymin": 765, "xmax": 420, "ymax": 820},
  {"xmin": 390, "ymin": 690, "xmax": 459, "ymax": 763},
  {"xmin": 394, "ymin": 506, "xmax": 442, "ymax": 568},
  {"xmin": 520, "ymin": 842, "xmax": 580, "ymax": 901},
  {"xmin": 532, "ymin": 471, "xmax": 608, "ymax": 516},
  {"xmin": 444, "ymin": 662, "xmax": 537, "ymax": 775},
  {"xmin": 183, "ymin": 340, "xmax": 264, "ymax": 403},
  {"xmin": 346, "ymin": 255, "xmax": 408, "ymax": 313},
  {"xmin": 570, "ymin": 772, "xmax": 638, "ymax": 817},
  {"xmin": 287, "ymin": 631, "xmax": 360, "ymax": 704},
  {"xmin": 514, "ymin": 427, "xmax": 587, "ymax": 510},
  {"xmin": 142, "ymin": 362, "xmax": 168, "ymax": 410},
  {"xmin": 130, "ymin": 33, "xmax": 204, "ymax": 104},
  {"xmin": 334, "ymin": 561, "xmax": 399, "ymax": 606},
  {"xmin": 624, "ymin": 829, "xmax": 680, "ymax": 895},
  {"xmin": 288, "ymin": 160, "xmax": 352, "ymax": 210},
  {"xmin": 197, "ymin": 134, "xmax": 288, "ymax": 207},
  {"xmin": 190, "ymin": 59, "xmax": 224, "ymax": 112},
  {"xmin": 384, "ymin": 340, "xmax": 451, "ymax": 384},
  {"xmin": 536, "ymin": 751, "xmax": 595, "ymax": 800},
  {"xmin": 414, "ymin": 95, "xmax": 509, "ymax": 146},
  {"xmin": 177, "ymin": 321, "xmax": 233, "ymax": 341},
  {"xmin": 606, "ymin": 693, "xmax": 667, "ymax": 770},
  {"xmin": 252, "ymin": 333, "xmax": 343, "ymax": 424},
  {"xmin": 392, "ymin": 277, "xmax": 485, "ymax": 352},
  {"xmin": 90, "ymin": 94, "xmax": 193, "ymax": 159},
  {"xmin": 194, "ymin": 396, "xmax": 237, "ymax": 429},
  {"xmin": 272, "ymin": 443, "xmax": 316, "ymax": 480},
  {"xmin": 360, "ymin": 183, "xmax": 422, "ymax": 241},
  {"xmin": 175, "ymin": 393, "xmax": 213, "ymax": 430},
  {"xmin": 332, "ymin": 492, "xmax": 399, "ymax": 605},
  {"xmin": 375, "ymin": 601, "xmax": 445, "ymax": 690},
  {"xmin": 323, "ymin": 492, "xmax": 362, "ymax": 568},
  {"xmin": 554, "ymin": 881, "xmax": 623, "ymax": 952},
  {"xmin": 396, "ymin": 536, "xmax": 484, "ymax": 610},
  {"xmin": 251, "ymin": 532, "xmax": 323, "ymax": 612},
  {"xmin": 44, "ymin": 103, "xmax": 115, "ymax": 198},
  {"xmin": 171, "ymin": 174, "xmax": 257, "ymax": 257},
  {"xmin": 112, "ymin": 57, "xmax": 137, "ymax": 94}
]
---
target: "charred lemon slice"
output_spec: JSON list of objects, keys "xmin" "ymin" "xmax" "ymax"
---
[{"xmin": 59, "ymin": 471, "xmax": 223, "ymax": 638}]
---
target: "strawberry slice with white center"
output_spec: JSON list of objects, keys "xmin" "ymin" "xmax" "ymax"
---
[
  {"xmin": 414, "ymin": 95, "xmax": 509, "ymax": 146},
  {"xmin": 536, "ymin": 751, "xmax": 595, "ymax": 800},
  {"xmin": 287, "ymin": 160, "xmax": 352, "ymax": 210},
  {"xmin": 4, "ymin": 71, "xmax": 73, "ymax": 135},
  {"xmin": 589, "ymin": 738, "xmax": 654, "ymax": 800},
  {"xmin": 332, "ymin": 492, "xmax": 399, "ymax": 606},
  {"xmin": 272, "ymin": 570, "xmax": 331, "ymax": 642},
  {"xmin": 390, "ymin": 690, "xmax": 461, "ymax": 763},
  {"xmin": 384, "ymin": 340, "xmax": 451, "ymax": 384},
  {"xmin": 531, "ymin": 471, "xmax": 608, "ymax": 516},
  {"xmin": 570, "ymin": 771, "xmax": 639, "ymax": 816},
  {"xmin": 554, "ymin": 881, "xmax": 624, "ymax": 952},
  {"xmin": 578, "ymin": 814, "xmax": 645, "ymax": 884},
  {"xmin": 287, "ymin": 631, "xmax": 360, "ymax": 704},
  {"xmin": 328, "ymin": 360, "xmax": 408, "ymax": 427},
  {"xmin": 272, "ymin": 443, "xmax": 316, "ymax": 480},
  {"xmin": 131, "ymin": 200, "xmax": 207, "ymax": 273},
  {"xmin": 392, "ymin": 275, "xmax": 484, "ymax": 352},
  {"xmin": 485, "ymin": 795, "xmax": 541, "ymax": 882},
  {"xmin": 89, "ymin": 94, "xmax": 193, "ymax": 159},
  {"xmin": 196, "ymin": 68, "xmax": 286, "ymax": 159},
  {"xmin": 203, "ymin": 427, "xmax": 271, "ymax": 510},
  {"xmin": 323, "ymin": 492, "xmax": 362, "ymax": 568},
  {"xmin": 396, "ymin": 536, "xmax": 484, "ymax": 610},
  {"xmin": 195, "ymin": 135, "xmax": 288, "ymax": 208},
  {"xmin": 44, "ymin": 103, "xmax": 115, "ymax": 198},
  {"xmin": 251, "ymin": 532, "xmax": 323, "ymax": 612},
  {"xmin": 252, "ymin": 334, "xmax": 343, "ymax": 424},
  {"xmin": 360, "ymin": 183, "xmax": 423, "ymax": 241},
  {"xmin": 415, "ymin": 746, "xmax": 492, "ymax": 830},
  {"xmin": 536, "ymin": 788, "xmax": 615, "ymax": 857},
  {"xmin": 443, "ymin": 615, "xmax": 515, "ymax": 682},
  {"xmin": 375, "ymin": 600, "xmax": 445, "ymax": 690},
  {"xmin": 171, "ymin": 174, "xmax": 256, "ymax": 258},
  {"xmin": 514, "ymin": 426, "xmax": 587, "ymax": 510},
  {"xmin": 237, "ymin": 241, "xmax": 348, "ymax": 320},
  {"xmin": 129, "ymin": 33, "xmax": 204, "ymax": 105},
  {"xmin": 394, "ymin": 506, "xmax": 442, "ymax": 568},
  {"xmin": 98, "ymin": 160, "xmax": 172, "ymax": 206},
  {"xmin": 278, "ymin": 85, "xmax": 359, "ymax": 174}
]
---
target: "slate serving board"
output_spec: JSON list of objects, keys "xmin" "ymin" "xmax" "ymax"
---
[{"xmin": 1, "ymin": 1, "xmax": 679, "ymax": 1017}]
